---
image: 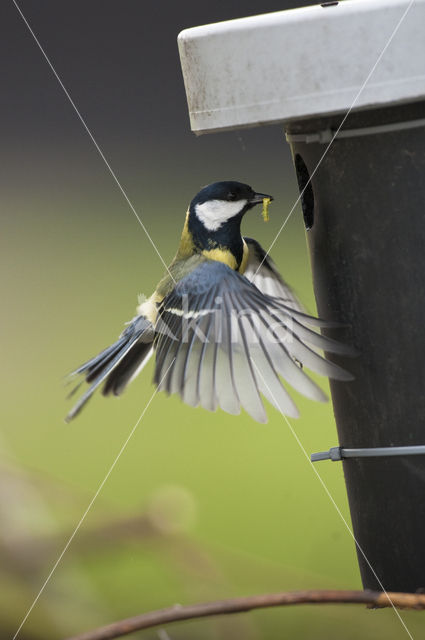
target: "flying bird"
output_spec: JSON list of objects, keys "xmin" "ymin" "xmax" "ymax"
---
[{"xmin": 66, "ymin": 181, "xmax": 352, "ymax": 423}]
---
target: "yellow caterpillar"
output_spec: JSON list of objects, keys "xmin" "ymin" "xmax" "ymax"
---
[{"xmin": 262, "ymin": 197, "xmax": 271, "ymax": 222}]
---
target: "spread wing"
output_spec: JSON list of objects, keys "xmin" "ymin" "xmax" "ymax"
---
[
  {"xmin": 243, "ymin": 237, "xmax": 305, "ymax": 312},
  {"xmin": 153, "ymin": 260, "xmax": 352, "ymax": 423}
]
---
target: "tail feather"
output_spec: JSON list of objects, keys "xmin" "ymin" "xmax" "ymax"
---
[
  {"xmin": 65, "ymin": 316, "xmax": 154, "ymax": 422},
  {"xmin": 70, "ymin": 337, "xmax": 127, "ymax": 379},
  {"xmin": 102, "ymin": 343, "xmax": 154, "ymax": 396}
]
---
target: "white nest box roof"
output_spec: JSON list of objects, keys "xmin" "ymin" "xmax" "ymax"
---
[{"xmin": 178, "ymin": 0, "xmax": 425, "ymax": 134}]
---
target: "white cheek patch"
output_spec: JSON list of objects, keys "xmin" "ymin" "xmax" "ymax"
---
[{"xmin": 195, "ymin": 199, "xmax": 248, "ymax": 231}]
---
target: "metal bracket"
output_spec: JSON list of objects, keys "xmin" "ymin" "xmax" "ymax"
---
[
  {"xmin": 311, "ymin": 445, "xmax": 425, "ymax": 462},
  {"xmin": 285, "ymin": 117, "xmax": 425, "ymax": 145}
]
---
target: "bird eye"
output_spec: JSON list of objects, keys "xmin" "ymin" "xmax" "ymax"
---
[{"xmin": 227, "ymin": 192, "xmax": 237, "ymax": 201}]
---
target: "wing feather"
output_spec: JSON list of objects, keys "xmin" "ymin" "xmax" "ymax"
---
[
  {"xmin": 166, "ymin": 291, "xmax": 211, "ymax": 396},
  {"xmin": 254, "ymin": 311, "xmax": 329, "ymax": 401},
  {"xmin": 154, "ymin": 306, "xmax": 182, "ymax": 389},
  {"xmin": 214, "ymin": 293, "xmax": 241, "ymax": 415},
  {"xmin": 227, "ymin": 292, "xmax": 267, "ymax": 422},
  {"xmin": 182, "ymin": 304, "xmax": 218, "ymax": 409},
  {"xmin": 262, "ymin": 306, "xmax": 353, "ymax": 381},
  {"xmin": 233, "ymin": 292, "xmax": 300, "ymax": 417},
  {"xmin": 196, "ymin": 309, "xmax": 219, "ymax": 411},
  {"xmin": 243, "ymin": 237, "xmax": 305, "ymax": 312}
]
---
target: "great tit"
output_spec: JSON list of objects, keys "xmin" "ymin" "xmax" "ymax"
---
[{"xmin": 66, "ymin": 181, "xmax": 352, "ymax": 423}]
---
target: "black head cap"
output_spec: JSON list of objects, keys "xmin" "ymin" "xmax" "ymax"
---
[{"xmin": 191, "ymin": 181, "xmax": 271, "ymax": 208}]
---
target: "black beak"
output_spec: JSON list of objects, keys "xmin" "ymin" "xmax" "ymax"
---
[{"xmin": 250, "ymin": 192, "xmax": 274, "ymax": 205}]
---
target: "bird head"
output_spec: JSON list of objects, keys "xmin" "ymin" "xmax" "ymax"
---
[{"xmin": 189, "ymin": 181, "xmax": 273, "ymax": 232}]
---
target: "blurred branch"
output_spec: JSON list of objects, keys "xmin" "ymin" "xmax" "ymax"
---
[
  {"xmin": 66, "ymin": 589, "xmax": 425, "ymax": 640},
  {"xmin": 0, "ymin": 513, "xmax": 159, "ymax": 578}
]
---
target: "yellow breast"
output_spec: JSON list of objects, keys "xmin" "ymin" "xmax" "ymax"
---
[
  {"xmin": 201, "ymin": 247, "xmax": 238, "ymax": 270},
  {"xmin": 202, "ymin": 239, "xmax": 249, "ymax": 272}
]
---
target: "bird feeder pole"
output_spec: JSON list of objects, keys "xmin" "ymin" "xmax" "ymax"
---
[{"xmin": 178, "ymin": 0, "xmax": 425, "ymax": 592}]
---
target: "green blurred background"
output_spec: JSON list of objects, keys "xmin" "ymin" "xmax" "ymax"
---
[{"xmin": 1, "ymin": 1, "xmax": 420, "ymax": 638}]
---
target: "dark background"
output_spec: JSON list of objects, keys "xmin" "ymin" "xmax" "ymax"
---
[{"xmin": 2, "ymin": 0, "xmax": 314, "ymax": 204}]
